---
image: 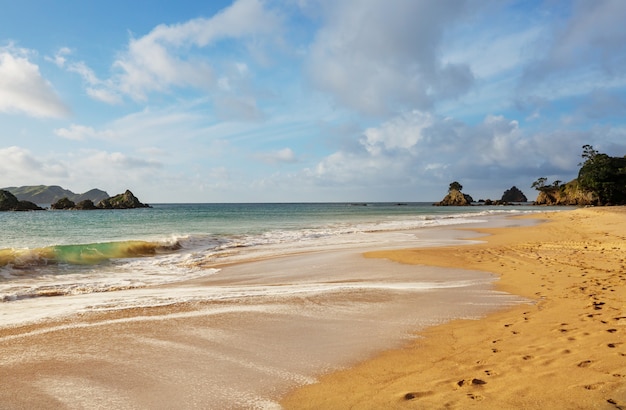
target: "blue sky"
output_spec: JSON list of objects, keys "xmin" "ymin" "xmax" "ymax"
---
[{"xmin": 1, "ymin": 0, "xmax": 625, "ymax": 202}]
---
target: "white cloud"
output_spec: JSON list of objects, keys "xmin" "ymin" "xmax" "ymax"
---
[
  {"xmin": 54, "ymin": 124, "xmax": 117, "ymax": 141},
  {"xmin": 0, "ymin": 46, "xmax": 69, "ymax": 118},
  {"xmin": 443, "ymin": 25, "xmax": 544, "ymax": 79},
  {"xmin": 520, "ymin": 0, "xmax": 626, "ymax": 99},
  {"xmin": 0, "ymin": 146, "xmax": 166, "ymax": 199},
  {"xmin": 214, "ymin": 95, "xmax": 262, "ymax": 121},
  {"xmin": 361, "ymin": 110, "xmax": 434, "ymax": 155},
  {"xmin": 86, "ymin": 87, "xmax": 122, "ymax": 105},
  {"xmin": 0, "ymin": 146, "xmax": 68, "ymax": 184},
  {"xmin": 306, "ymin": 0, "xmax": 473, "ymax": 115},
  {"xmin": 47, "ymin": 47, "xmax": 72, "ymax": 68},
  {"xmin": 111, "ymin": 0, "xmax": 281, "ymax": 101},
  {"xmin": 255, "ymin": 147, "xmax": 297, "ymax": 164}
]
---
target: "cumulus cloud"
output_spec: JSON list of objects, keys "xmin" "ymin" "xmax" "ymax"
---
[
  {"xmin": 0, "ymin": 46, "xmax": 69, "ymax": 118},
  {"xmin": 306, "ymin": 0, "xmax": 473, "ymax": 115},
  {"xmin": 305, "ymin": 110, "xmax": 589, "ymax": 195}
]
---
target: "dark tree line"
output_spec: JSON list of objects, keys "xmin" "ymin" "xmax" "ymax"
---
[{"xmin": 578, "ymin": 145, "xmax": 626, "ymax": 205}]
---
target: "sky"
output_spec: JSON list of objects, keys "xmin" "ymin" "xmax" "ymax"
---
[{"xmin": 1, "ymin": 0, "xmax": 625, "ymax": 203}]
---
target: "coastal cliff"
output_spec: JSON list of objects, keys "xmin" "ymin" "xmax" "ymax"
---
[{"xmin": 533, "ymin": 180, "xmax": 597, "ymax": 205}]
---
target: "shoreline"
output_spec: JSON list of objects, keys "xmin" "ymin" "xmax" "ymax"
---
[
  {"xmin": 280, "ymin": 207, "xmax": 626, "ymax": 409},
  {"xmin": 0, "ymin": 215, "xmax": 526, "ymax": 409}
]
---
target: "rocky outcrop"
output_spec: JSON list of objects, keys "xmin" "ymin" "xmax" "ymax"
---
[
  {"xmin": 534, "ymin": 180, "xmax": 597, "ymax": 206},
  {"xmin": 49, "ymin": 190, "xmax": 149, "ymax": 210},
  {"xmin": 74, "ymin": 199, "xmax": 98, "ymax": 210},
  {"xmin": 434, "ymin": 189, "xmax": 474, "ymax": 206},
  {"xmin": 0, "ymin": 190, "xmax": 44, "ymax": 211},
  {"xmin": 97, "ymin": 190, "xmax": 150, "ymax": 209},
  {"xmin": 501, "ymin": 186, "xmax": 528, "ymax": 203},
  {"xmin": 51, "ymin": 197, "xmax": 76, "ymax": 210}
]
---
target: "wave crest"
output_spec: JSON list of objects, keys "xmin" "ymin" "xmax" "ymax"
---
[{"xmin": 0, "ymin": 240, "xmax": 181, "ymax": 268}]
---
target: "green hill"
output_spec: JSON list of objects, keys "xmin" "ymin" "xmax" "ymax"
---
[{"xmin": 3, "ymin": 185, "xmax": 110, "ymax": 205}]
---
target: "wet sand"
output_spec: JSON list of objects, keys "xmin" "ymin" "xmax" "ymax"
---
[{"xmin": 281, "ymin": 207, "xmax": 626, "ymax": 409}]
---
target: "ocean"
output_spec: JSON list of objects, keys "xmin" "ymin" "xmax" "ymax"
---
[
  {"xmin": 0, "ymin": 202, "xmax": 572, "ymax": 408},
  {"xmin": 0, "ymin": 202, "xmax": 552, "ymax": 304}
]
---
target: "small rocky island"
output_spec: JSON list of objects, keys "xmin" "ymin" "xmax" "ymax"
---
[
  {"xmin": 0, "ymin": 190, "xmax": 45, "ymax": 211},
  {"xmin": 0, "ymin": 187, "xmax": 150, "ymax": 211},
  {"xmin": 433, "ymin": 181, "xmax": 474, "ymax": 206},
  {"xmin": 52, "ymin": 190, "xmax": 150, "ymax": 210}
]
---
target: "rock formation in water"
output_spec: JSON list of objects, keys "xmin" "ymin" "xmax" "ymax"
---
[
  {"xmin": 501, "ymin": 186, "xmax": 528, "ymax": 203},
  {"xmin": 0, "ymin": 190, "xmax": 44, "ymax": 211},
  {"xmin": 97, "ymin": 190, "xmax": 151, "ymax": 209},
  {"xmin": 51, "ymin": 197, "xmax": 76, "ymax": 210},
  {"xmin": 434, "ymin": 188, "xmax": 474, "ymax": 206}
]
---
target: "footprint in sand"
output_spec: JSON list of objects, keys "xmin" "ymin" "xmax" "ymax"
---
[{"xmin": 403, "ymin": 391, "xmax": 434, "ymax": 400}]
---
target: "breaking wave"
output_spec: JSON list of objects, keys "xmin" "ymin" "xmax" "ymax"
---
[{"xmin": 0, "ymin": 240, "xmax": 182, "ymax": 269}]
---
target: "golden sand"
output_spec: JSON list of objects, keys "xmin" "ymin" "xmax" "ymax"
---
[{"xmin": 281, "ymin": 207, "xmax": 626, "ymax": 409}]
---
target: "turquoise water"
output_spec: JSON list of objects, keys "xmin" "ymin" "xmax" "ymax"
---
[
  {"xmin": 0, "ymin": 202, "xmax": 571, "ymax": 301},
  {"xmin": 0, "ymin": 202, "xmax": 546, "ymax": 249}
]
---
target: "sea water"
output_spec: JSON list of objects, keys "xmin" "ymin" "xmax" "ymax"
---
[{"xmin": 0, "ymin": 202, "xmax": 568, "ymax": 305}]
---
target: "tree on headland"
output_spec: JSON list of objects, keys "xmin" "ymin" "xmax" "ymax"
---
[
  {"xmin": 532, "ymin": 145, "xmax": 626, "ymax": 206},
  {"xmin": 448, "ymin": 181, "xmax": 463, "ymax": 192}
]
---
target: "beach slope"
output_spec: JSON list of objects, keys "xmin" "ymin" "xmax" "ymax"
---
[{"xmin": 281, "ymin": 207, "xmax": 626, "ymax": 409}]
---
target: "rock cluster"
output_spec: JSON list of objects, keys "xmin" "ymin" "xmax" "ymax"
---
[
  {"xmin": 97, "ymin": 190, "xmax": 150, "ymax": 209},
  {"xmin": 51, "ymin": 190, "xmax": 150, "ymax": 210}
]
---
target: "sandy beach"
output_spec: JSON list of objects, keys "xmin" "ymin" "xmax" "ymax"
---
[
  {"xmin": 1, "ymin": 207, "xmax": 625, "ymax": 409},
  {"xmin": 0, "ymin": 216, "xmax": 524, "ymax": 409},
  {"xmin": 281, "ymin": 207, "xmax": 626, "ymax": 409}
]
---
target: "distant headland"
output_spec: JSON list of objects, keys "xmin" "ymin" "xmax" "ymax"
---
[
  {"xmin": 0, "ymin": 186, "xmax": 150, "ymax": 211},
  {"xmin": 434, "ymin": 145, "xmax": 626, "ymax": 207}
]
